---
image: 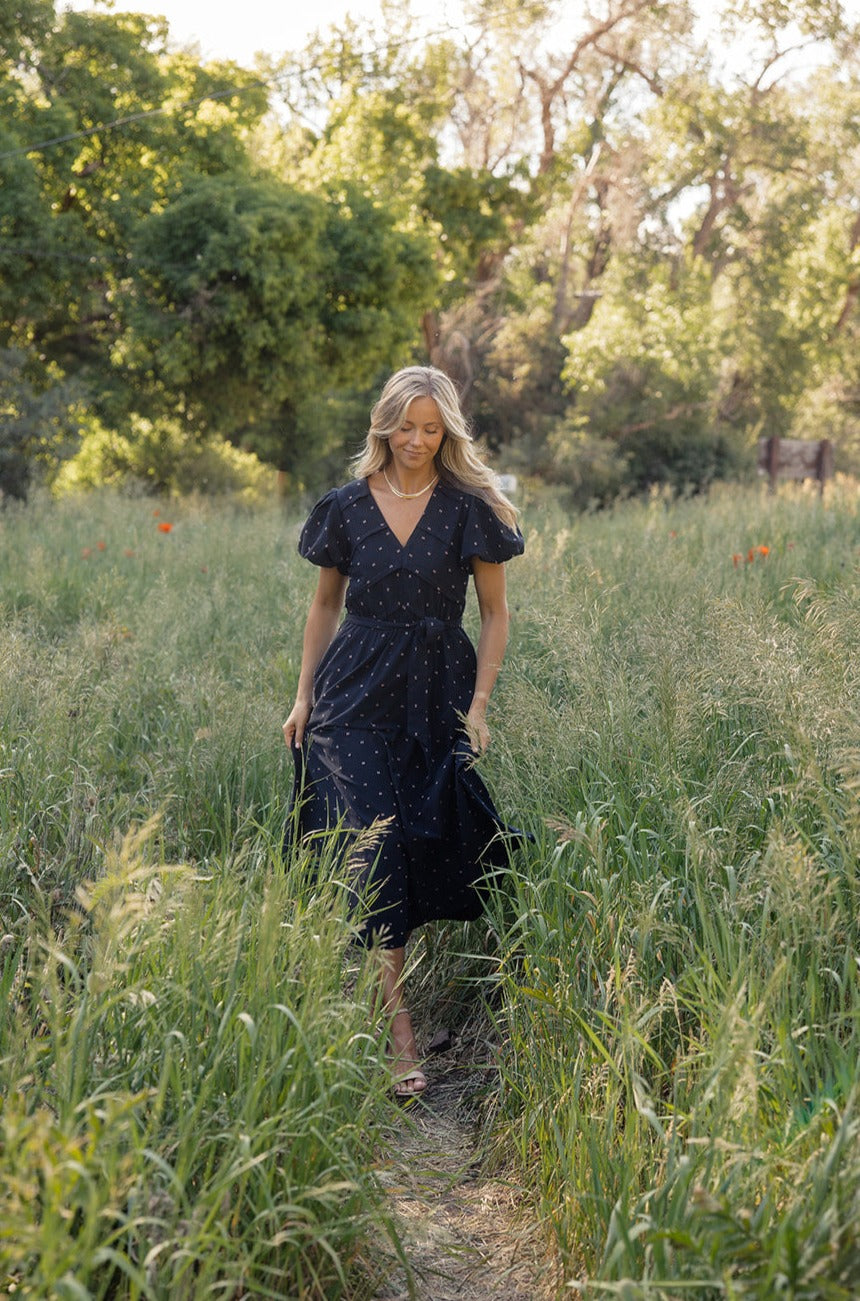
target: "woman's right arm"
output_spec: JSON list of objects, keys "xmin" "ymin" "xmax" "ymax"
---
[{"xmin": 282, "ymin": 567, "xmax": 348, "ymax": 749}]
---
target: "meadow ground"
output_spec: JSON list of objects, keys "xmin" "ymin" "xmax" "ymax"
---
[{"xmin": 1, "ymin": 480, "xmax": 858, "ymax": 1298}]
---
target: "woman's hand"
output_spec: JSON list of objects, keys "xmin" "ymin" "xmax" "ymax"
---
[
  {"xmin": 282, "ymin": 567, "xmax": 347, "ymax": 751},
  {"xmin": 469, "ymin": 560, "xmax": 509, "ymax": 756},
  {"xmin": 283, "ymin": 699, "xmax": 312, "ymax": 749},
  {"xmin": 465, "ymin": 701, "xmax": 490, "ymax": 755}
]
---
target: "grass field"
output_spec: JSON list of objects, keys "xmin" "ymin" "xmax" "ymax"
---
[{"xmin": 1, "ymin": 481, "xmax": 858, "ymax": 1297}]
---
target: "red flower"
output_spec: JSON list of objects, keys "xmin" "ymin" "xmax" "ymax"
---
[
  {"xmin": 757, "ymin": 545, "xmax": 770, "ymax": 557},
  {"xmin": 732, "ymin": 553, "xmax": 742, "ymax": 568},
  {"xmin": 157, "ymin": 522, "xmax": 173, "ymax": 533},
  {"xmin": 96, "ymin": 540, "xmax": 106, "ymax": 551},
  {"xmin": 81, "ymin": 547, "xmax": 92, "ymax": 558},
  {"xmin": 747, "ymin": 548, "xmax": 756, "ymax": 564},
  {"xmin": 124, "ymin": 548, "xmax": 135, "ymax": 558}
]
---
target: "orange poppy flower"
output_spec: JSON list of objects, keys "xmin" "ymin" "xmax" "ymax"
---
[
  {"xmin": 96, "ymin": 540, "xmax": 106, "ymax": 551},
  {"xmin": 157, "ymin": 522, "xmax": 173, "ymax": 533},
  {"xmin": 757, "ymin": 545, "xmax": 770, "ymax": 557},
  {"xmin": 747, "ymin": 548, "xmax": 756, "ymax": 564},
  {"xmin": 153, "ymin": 508, "xmax": 160, "ymax": 517},
  {"xmin": 732, "ymin": 553, "xmax": 742, "ymax": 568},
  {"xmin": 81, "ymin": 547, "xmax": 92, "ymax": 558},
  {"xmin": 124, "ymin": 548, "xmax": 135, "ymax": 558}
]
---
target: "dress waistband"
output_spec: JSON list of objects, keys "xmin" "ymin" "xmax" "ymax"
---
[{"xmin": 344, "ymin": 613, "xmax": 461, "ymax": 632}]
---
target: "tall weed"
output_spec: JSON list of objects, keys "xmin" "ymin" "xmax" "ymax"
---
[
  {"xmin": 483, "ymin": 481, "xmax": 860, "ymax": 1295},
  {"xmin": 2, "ymin": 482, "xmax": 859, "ymax": 1296}
]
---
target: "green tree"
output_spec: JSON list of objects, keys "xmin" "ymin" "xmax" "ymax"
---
[
  {"xmin": 0, "ymin": 5, "xmax": 269, "ymax": 421},
  {"xmin": 122, "ymin": 173, "xmax": 437, "ymax": 472},
  {"xmin": 1, "ymin": 3, "xmax": 441, "ymax": 489},
  {"xmin": 0, "ymin": 348, "xmax": 80, "ymax": 499}
]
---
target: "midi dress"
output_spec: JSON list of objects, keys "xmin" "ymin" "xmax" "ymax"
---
[{"xmin": 290, "ymin": 476, "xmax": 526, "ymax": 948}]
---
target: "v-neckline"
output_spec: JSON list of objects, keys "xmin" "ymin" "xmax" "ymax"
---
[{"xmin": 365, "ymin": 477, "xmax": 439, "ymax": 550}]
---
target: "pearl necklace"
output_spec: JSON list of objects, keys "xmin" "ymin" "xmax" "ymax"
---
[{"xmin": 382, "ymin": 467, "xmax": 438, "ymax": 499}]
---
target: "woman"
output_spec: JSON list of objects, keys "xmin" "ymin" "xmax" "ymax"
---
[{"xmin": 283, "ymin": 366, "xmax": 524, "ymax": 1097}]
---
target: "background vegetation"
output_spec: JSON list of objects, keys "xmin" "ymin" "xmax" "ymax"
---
[
  {"xmin": 1, "ymin": 483, "xmax": 858, "ymax": 1295},
  {"xmin": 3, "ymin": 0, "xmax": 860, "ymax": 1293},
  {"xmin": 2, "ymin": 0, "xmax": 860, "ymax": 502}
]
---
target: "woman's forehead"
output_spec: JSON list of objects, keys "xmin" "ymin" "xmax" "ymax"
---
[{"xmin": 403, "ymin": 395, "xmax": 443, "ymax": 425}]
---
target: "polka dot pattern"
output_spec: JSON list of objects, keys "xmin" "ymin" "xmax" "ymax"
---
[{"xmin": 290, "ymin": 479, "xmax": 526, "ymax": 948}]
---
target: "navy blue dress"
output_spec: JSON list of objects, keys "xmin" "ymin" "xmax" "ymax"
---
[{"xmin": 291, "ymin": 477, "xmax": 525, "ymax": 948}]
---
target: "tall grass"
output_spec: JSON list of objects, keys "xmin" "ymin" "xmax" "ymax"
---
[
  {"xmin": 2, "ymin": 482, "xmax": 858, "ymax": 1296},
  {"xmin": 2, "ymin": 822, "xmax": 406, "ymax": 1298},
  {"xmin": 0, "ymin": 493, "xmax": 408, "ymax": 1298},
  {"xmin": 484, "ymin": 480, "xmax": 860, "ymax": 1296}
]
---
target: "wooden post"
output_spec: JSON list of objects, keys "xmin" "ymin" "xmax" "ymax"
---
[
  {"xmin": 815, "ymin": 439, "xmax": 833, "ymax": 498},
  {"xmin": 757, "ymin": 434, "xmax": 835, "ymax": 492},
  {"xmin": 766, "ymin": 435, "xmax": 781, "ymax": 494}
]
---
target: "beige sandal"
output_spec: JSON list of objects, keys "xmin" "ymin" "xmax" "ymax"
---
[{"xmin": 388, "ymin": 1008, "xmax": 428, "ymax": 1098}]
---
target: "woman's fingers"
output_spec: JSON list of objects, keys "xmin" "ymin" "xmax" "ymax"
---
[
  {"xmin": 283, "ymin": 705, "xmax": 310, "ymax": 749},
  {"xmin": 283, "ymin": 719, "xmax": 303, "ymax": 749},
  {"xmin": 465, "ymin": 710, "xmax": 490, "ymax": 754}
]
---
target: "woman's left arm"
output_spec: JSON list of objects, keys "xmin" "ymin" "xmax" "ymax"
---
[{"xmin": 467, "ymin": 559, "xmax": 511, "ymax": 754}]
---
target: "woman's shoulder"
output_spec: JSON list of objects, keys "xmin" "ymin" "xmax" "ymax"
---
[
  {"xmin": 437, "ymin": 480, "xmax": 510, "ymax": 522},
  {"xmin": 337, "ymin": 478, "xmax": 367, "ymax": 500},
  {"xmin": 437, "ymin": 480, "xmax": 482, "ymax": 513},
  {"xmin": 440, "ymin": 481, "xmax": 524, "ymax": 560},
  {"xmin": 313, "ymin": 479, "xmax": 366, "ymax": 506},
  {"xmin": 306, "ymin": 479, "xmax": 368, "ymax": 519}
]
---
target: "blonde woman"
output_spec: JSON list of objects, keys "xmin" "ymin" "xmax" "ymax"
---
[{"xmin": 283, "ymin": 366, "xmax": 525, "ymax": 1098}]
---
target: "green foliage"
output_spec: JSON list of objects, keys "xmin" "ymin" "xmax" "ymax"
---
[
  {"xmin": 0, "ymin": 348, "xmax": 81, "ymax": 500},
  {"xmin": 0, "ymin": 0, "xmax": 53, "ymax": 61},
  {"xmin": 421, "ymin": 163, "xmax": 534, "ymax": 290},
  {"xmin": 0, "ymin": 491, "xmax": 409, "ymax": 1294},
  {"xmin": 2, "ymin": 484, "xmax": 859, "ymax": 1294},
  {"xmin": 480, "ymin": 479, "xmax": 860, "ymax": 1292},
  {"xmin": 0, "ymin": 823, "xmax": 405, "ymax": 1297},
  {"xmin": 3, "ymin": 0, "xmax": 860, "ymax": 499},
  {"xmin": 315, "ymin": 185, "xmax": 437, "ymax": 382},
  {"xmin": 122, "ymin": 170, "xmax": 435, "ymax": 467},
  {"xmin": 124, "ymin": 174, "xmax": 329, "ymax": 434},
  {"xmin": 0, "ymin": 3, "xmax": 440, "ymax": 490},
  {"xmin": 560, "ymin": 261, "xmax": 750, "ymax": 494},
  {"xmin": 52, "ymin": 412, "xmax": 274, "ymax": 499}
]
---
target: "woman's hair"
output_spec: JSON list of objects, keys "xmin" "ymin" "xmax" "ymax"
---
[{"xmin": 351, "ymin": 365, "xmax": 518, "ymax": 528}]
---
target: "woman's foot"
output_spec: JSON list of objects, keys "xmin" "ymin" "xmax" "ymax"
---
[{"xmin": 388, "ymin": 1008, "xmax": 428, "ymax": 1098}]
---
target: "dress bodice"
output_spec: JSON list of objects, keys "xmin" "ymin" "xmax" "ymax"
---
[{"xmin": 298, "ymin": 479, "xmax": 524, "ymax": 623}]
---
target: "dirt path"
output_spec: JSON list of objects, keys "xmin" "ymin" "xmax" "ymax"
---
[{"xmin": 373, "ymin": 1027, "xmax": 555, "ymax": 1301}]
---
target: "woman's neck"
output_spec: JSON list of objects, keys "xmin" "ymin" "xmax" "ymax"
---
[{"xmin": 382, "ymin": 463, "xmax": 438, "ymax": 497}]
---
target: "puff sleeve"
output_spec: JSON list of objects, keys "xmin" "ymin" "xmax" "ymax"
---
[
  {"xmin": 298, "ymin": 488, "xmax": 350, "ymax": 574},
  {"xmin": 460, "ymin": 493, "xmax": 525, "ymax": 565}
]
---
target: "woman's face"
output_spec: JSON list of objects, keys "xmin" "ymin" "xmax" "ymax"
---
[{"xmin": 388, "ymin": 396, "xmax": 445, "ymax": 478}]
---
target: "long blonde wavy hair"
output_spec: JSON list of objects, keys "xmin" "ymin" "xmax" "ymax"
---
[{"xmin": 351, "ymin": 366, "xmax": 518, "ymax": 528}]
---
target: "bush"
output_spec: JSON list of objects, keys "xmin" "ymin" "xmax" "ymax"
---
[
  {"xmin": 52, "ymin": 414, "xmax": 274, "ymax": 500},
  {"xmin": 0, "ymin": 348, "xmax": 81, "ymax": 501}
]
